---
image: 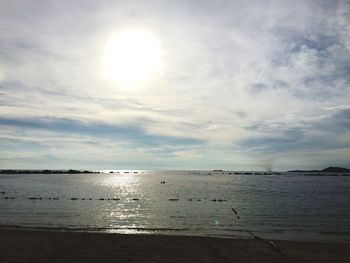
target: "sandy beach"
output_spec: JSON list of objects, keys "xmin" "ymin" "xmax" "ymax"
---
[{"xmin": 0, "ymin": 228, "xmax": 349, "ymax": 263}]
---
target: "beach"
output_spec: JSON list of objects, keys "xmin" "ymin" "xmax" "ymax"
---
[
  {"xmin": 1, "ymin": 172, "xmax": 350, "ymax": 262},
  {"xmin": 1, "ymin": 228, "xmax": 349, "ymax": 263}
]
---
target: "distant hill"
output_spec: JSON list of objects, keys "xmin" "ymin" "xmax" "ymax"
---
[
  {"xmin": 288, "ymin": 166, "xmax": 350, "ymax": 173},
  {"xmin": 321, "ymin": 167, "xmax": 350, "ymax": 173}
]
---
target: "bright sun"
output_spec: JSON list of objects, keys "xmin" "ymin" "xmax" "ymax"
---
[{"xmin": 104, "ymin": 29, "xmax": 163, "ymax": 87}]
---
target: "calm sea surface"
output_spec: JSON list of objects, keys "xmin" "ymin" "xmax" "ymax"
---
[{"xmin": 1, "ymin": 171, "xmax": 350, "ymax": 242}]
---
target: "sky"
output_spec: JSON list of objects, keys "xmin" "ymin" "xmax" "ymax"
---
[{"xmin": 0, "ymin": 0, "xmax": 350, "ymax": 171}]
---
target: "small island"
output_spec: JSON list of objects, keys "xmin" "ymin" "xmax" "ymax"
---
[
  {"xmin": 288, "ymin": 166, "xmax": 350, "ymax": 176},
  {"xmin": 0, "ymin": 169, "xmax": 99, "ymax": 174}
]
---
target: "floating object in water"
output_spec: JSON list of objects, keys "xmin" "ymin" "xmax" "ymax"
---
[
  {"xmin": 231, "ymin": 208, "xmax": 238, "ymax": 214},
  {"xmin": 112, "ymin": 198, "xmax": 120, "ymax": 201},
  {"xmin": 132, "ymin": 198, "xmax": 139, "ymax": 201},
  {"xmin": 1, "ymin": 191, "xmax": 5, "ymax": 194},
  {"xmin": 160, "ymin": 181, "xmax": 166, "ymax": 184},
  {"xmin": 89, "ymin": 198, "xmax": 92, "ymax": 200},
  {"xmin": 218, "ymin": 199, "xmax": 226, "ymax": 202},
  {"xmin": 71, "ymin": 198, "xmax": 78, "ymax": 200},
  {"xmin": 82, "ymin": 198, "xmax": 85, "ymax": 200},
  {"xmin": 99, "ymin": 198, "xmax": 105, "ymax": 200},
  {"xmin": 197, "ymin": 199, "xmax": 201, "ymax": 201},
  {"xmin": 169, "ymin": 198, "xmax": 179, "ymax": 201},
  {"xmin": 188, "ymin": 198, "xmax": 193, "ymax": 201},
  {"xmin": 211, "ymin": 199, "xmax": 217, "ymax": 202}
]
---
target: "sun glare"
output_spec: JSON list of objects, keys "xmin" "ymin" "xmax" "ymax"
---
[{"xmin": 104, "ymin": 29, "xmax": 163, "ymax": 88}]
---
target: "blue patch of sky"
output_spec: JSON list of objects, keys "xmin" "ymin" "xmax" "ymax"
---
[{"xmin": 0, "ymin": 116, "xmax": 203, "ymax": 148}]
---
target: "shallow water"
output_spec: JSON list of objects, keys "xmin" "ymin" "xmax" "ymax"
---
[{"xmin": 0, "ymin": 171, "xmax": 350, "ymax": 242}]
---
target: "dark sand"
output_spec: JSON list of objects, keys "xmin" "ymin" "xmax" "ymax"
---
[{"xmin": 0, "ymin": 228, "xmax": 350, "ymax": 263}]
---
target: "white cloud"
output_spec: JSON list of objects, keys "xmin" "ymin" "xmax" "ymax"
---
[{"xmin": 1, "ymin": 0, "xmax": 350, "ymax": 169}]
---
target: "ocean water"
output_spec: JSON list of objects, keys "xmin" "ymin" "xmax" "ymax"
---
[{"xmin": 1, "ymin": 171, "xmax": 350, "ymax": 242}]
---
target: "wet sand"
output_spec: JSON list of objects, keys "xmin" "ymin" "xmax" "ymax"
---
[{"xmin": 0, "ymin": 228, "xmax": 349, "ymax": 263}]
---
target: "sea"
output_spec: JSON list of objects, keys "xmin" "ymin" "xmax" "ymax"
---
[{"xmin": 1, "ymin": 170, "xmax": 350, "ymax": 242}]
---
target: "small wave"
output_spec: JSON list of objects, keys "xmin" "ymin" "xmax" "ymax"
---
[
  {"xmin": 0, "ymin": 224, "xmax": 190, "ymax": 233},
  {"xmin": 319, "ymin": 231, "xmax": 350, "ymax": 236}
]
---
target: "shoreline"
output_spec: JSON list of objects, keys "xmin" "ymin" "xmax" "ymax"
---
[
  {"xmin": 1, "ymin": 228, "xmax": 350, "ymax": 262},
  {"xmin": 1, "ymin": 224, "xmax": 349, "ymax": 244}
]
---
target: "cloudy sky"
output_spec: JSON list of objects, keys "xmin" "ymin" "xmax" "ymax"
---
[{"xmin": 1, "ymin": 0, "xmax": 350, "ymax": 170}]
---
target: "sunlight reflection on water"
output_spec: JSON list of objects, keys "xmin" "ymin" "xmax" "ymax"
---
[{"xmin": 0, "ymin": 171, "xmax": 350, "ymax": 241}]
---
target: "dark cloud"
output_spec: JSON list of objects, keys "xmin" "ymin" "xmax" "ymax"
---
[
  {"xmin": 313, "ymin": 108, "xmax": 350, "ymax": 132},
  {"xmin": 240, "ymin": 109, "xmax": 350, "ymax": 154}
]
